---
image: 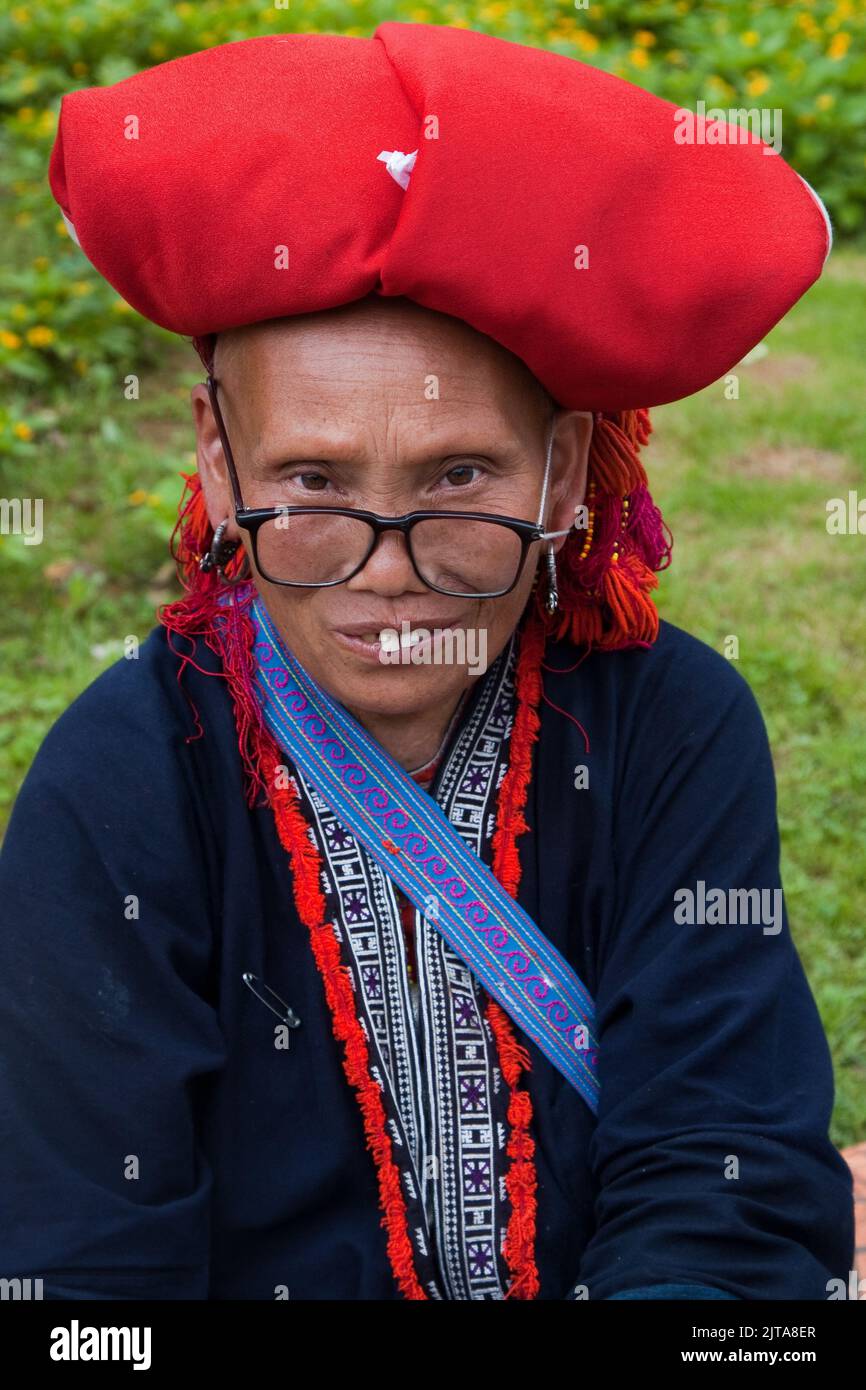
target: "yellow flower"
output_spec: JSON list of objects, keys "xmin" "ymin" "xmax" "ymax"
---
[
  {"xmin": 410, "ymin": 6, "xmax": 432, "ymax": 18},
  {"xmin": 26, "ymin": 325, "xmax": 55, "ymax": 347},
  {"xmin": 746, "ymin": 72, "xmax": 770, "ymax": 97},
  {"xmin": 31, "ymin": 255, "xmax": 49, "ymax": 270},
  {"xmin": 708, "ymin": 74, "xmax": 735, "ymax": 99},
  {"xmin": 111, "ymin": 300, "xmax": 134, "ymax": 314},
  {"xmin": 71, "ymin": 280, "xmax": 92, "ymax": 295},
  {"xmin": 14, "ymin": 211, "xmax": 32, "ymax": 227},
  {"xmin": 176, "ymin": 2, "xmax": 194, "ymax": 16},
  {"xmin": 71, "ymin": 61, "xmax": 88, "ymax": 77},
  {"xmin": 149, "ymin": 41, "xmax": 168, "ymax": 59},
  {"xmin": 574, "ymin": 31, "xmax": 600, "ymax": 54},
  {"xmin": 35, "ymin": 299, "xmax": 53, "ymax": 315},
  {"xmin": 38, "ymin": 109, "xmax": 56, "ymax": 132},
  {"xmin": 0, "ymin": 331, "xmax": 22, "ymax": 350},
  {"xmin": 634, "ymin": 30, "xmax": 657, "ymax": 48},
  {"xmin": 74, "ymin": 358, "xmax": 88, "ymax": 375},
  {"xmin": 13, "ymin": 422, "xmax": 33, "ymax": 441},
  {"xmin": 69, "ymin": 15, "xmax": 86, "ymax": 32},
  {"xmin": 665, "ymin": 49, "xmax": 685, "ymax": 64},
  {"xmin": 11, "ymin": 304, "xmax": 28, "ymax": 321},
  {"xmin": 816, "ymin": 93, "xmax": 834, "ymax": 110},
  {"xmin": 828, "ymin": 32, "xmax": 850, "ymax": 59},
  {"xmin": 798, "ymin": 112, "xmax": 816, "ymax": 127},
  {"xmin": 147, "ymin": 494, "xmax": 163, "ymax": 507},
  {"xmin": 56, "ymin": 218, "xmax": 69, "ymax": 237},
  {"xmin": 629, "ymin": 48, "xmax": 650, "ymax": 69},
  {"xmin": 19, "ymin": 74, "xmax": 37, "ymax": 93},
  {"xmin": 740, "ymin": 30, "xmax": 760, "ymax": 47},
  {"xmin": 128, "ymin": 490, "xmax": 148, "ymax": 506},
  {"xmin": 10, "ymin": 7, "xmax": 30, "ymax": 24},
  {"xmin": 16, "ymin": 106, "xmax": 34, "ymax": 122}
]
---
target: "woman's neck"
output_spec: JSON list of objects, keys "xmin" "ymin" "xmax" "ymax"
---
[{"xmin": 351, "ymin": 691, "xmax": 467, "ymax": 772}]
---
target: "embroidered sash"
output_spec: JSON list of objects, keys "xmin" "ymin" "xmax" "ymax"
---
[{"xmin": 250, "ymin": 597, "xmax": 599, "ymax": 1112}]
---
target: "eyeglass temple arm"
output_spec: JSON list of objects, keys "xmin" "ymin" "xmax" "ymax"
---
[
  {"xmin": 535, "ymin": 408, "xmax": 595, "ymax": 531},
  {"xmin": 205, "ymin": 375, "xmax": 246, "ymax": 515}
]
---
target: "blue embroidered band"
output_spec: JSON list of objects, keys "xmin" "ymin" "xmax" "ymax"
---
[{"xmin": 249, "ymin": 597, "xmax": 600, "ymax": 1114}]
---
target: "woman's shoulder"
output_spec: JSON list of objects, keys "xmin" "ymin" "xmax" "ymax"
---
[
  {"xmin": 542, "ymin": 617, "xmax": 771, "ymax": 780},
  {"xmin": 549, "ymin": 617, "xmax": 762, "ymax": 718},
  {"xmin": 9, "ymin": 624, "xmax": 230, "ymax": 820}
]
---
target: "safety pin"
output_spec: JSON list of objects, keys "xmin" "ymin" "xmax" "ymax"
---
[{"xmin": 242, "ymin": 972, "xmax": 302, "ymax": 1029}]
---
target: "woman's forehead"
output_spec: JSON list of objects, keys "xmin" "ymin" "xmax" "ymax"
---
[{"xmin": 216, "ymin": 301, "xmax": 552, "ymax": 438}]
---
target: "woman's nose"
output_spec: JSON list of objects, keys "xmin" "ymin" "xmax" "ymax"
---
[{"xmin": 345, "ymin": 528, "xmax": 427, "ymax": 597}]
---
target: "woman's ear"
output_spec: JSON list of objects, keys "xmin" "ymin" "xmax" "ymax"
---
[
  {"xmin": 190, "ymin": 383, "xmax": 242, "ymax": 536},
  {"xmin": 547, "ymin": 410, "xmax": 593, "ymax": 547}
]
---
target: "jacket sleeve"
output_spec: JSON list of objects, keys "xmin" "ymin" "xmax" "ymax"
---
[
  {"xmin": 0, "ymin": 664, "xmax": 227, "ymax": 1299},
  {"xmin": 577, "ymin": 645, "xmax": 854, "ymax": 1300}
]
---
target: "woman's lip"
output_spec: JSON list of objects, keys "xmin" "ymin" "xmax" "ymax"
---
[
  {"xmin": 332, "ymin": 625, "xmax": 459, "ymax": 663},
  {"xmin": 334, "ymin": 618, "xmax": 466, "ymax": 638}
]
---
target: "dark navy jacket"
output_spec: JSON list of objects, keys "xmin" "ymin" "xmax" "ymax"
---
[{"xmin": 0, "ymin": 619, "xmax": 853, "ymax": 1299}]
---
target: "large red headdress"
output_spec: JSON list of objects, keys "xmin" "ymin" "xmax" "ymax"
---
[{"xmin": 48, "ymin": 22, "xmax": 831, "ymax": 648}]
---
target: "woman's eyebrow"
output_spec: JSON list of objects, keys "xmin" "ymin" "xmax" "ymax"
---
[{"xmin": 250, "ymin": 441, "xmax": 523, "ymax": 473}]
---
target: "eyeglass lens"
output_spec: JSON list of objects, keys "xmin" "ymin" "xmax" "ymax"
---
[{"xmin": 254, "ymin": 512, "xmax": 526, "ymax": 596}]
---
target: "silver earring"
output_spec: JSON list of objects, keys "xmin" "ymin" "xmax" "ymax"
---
[
  {"xmin": 199, "ymin": 517, "xmax": 240, "ymax": 578},
  {"xmin": 545, "ymin": 544, "xmax": 559, "ymax": 615}
]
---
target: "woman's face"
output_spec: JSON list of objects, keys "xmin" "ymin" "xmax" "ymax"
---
[{"xmin": 192, "ymin": 297, "xmax": 591, "ymax": 725}]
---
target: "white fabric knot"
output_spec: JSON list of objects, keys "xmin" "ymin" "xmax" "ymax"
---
[
  {"xmin": 61, "ymin": 210, "xmax": 82, "ymax": 248},
  {"xmin": 377, "ymin": 148, "xmax": 418, "ymax": 191}
]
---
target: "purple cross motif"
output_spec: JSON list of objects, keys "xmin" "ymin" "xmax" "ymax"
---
[
  {"xmin": 459, "ymin": 1075, "xmax": 487, "ymax": 1113},
  {"xmin": 344, "ymin": 891, "xmax": 371, "ymax": 923},
  {"xmin": 361, "ymin": 964, "xmax": 382, "ymax": 999},
  {"xmin": 463, "ymin": 1158, "xmax": 492, "ymax": 1195},
  {"xmin": 454, "ymin": 997, "xmax": 477, "ymax": 1028},
  {"xmin": 327, "ymin": 824, "xmax": 352, "ymax": 851},
  {"xmin": 461, "ymin": 765, "xmax": 488, "ymax": 795},
  {"xmin": 467, "ymin": 1241, "xmax": 495, "ymax": 1279}
]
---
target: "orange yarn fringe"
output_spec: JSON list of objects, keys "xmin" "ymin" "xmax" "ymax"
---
[{"xmin": 536, "ymin": 407, "xmax": 672, "ymax": 652}]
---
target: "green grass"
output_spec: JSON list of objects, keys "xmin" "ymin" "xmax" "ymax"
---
[
  {"xmin": 1, "ymin": 254, "xmax": 864, "ymax": 1147},
  {"xmin": 648, "ymin": 248, "xmax": 866, "ymax": 1146}
]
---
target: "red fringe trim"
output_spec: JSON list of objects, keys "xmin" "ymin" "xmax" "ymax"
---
[
  {"xmin": 257, "ymin": 722, "xmax": 428, "ymax": 1301},
  {"xmin": 483, "ymin": 608, "xmax": 547, "ymax": 1301}
]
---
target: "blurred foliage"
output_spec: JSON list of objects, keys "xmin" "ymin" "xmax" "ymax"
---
[{"xmin": 1, "ymin": 0, "xmax": 865, "ymax": 406}]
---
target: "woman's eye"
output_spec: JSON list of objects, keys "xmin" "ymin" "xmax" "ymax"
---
[
  {"xmin": 444, "ymin": 463, "xmax": 482, "ymax": 487},
  {"xmin": 294, "ymin": 472, "xmax": 329, "ymax": 491}
]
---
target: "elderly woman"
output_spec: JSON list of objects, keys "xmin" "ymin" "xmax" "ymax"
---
[{"xmin": 0, "ymin": 24, "xmax": 853, "ymax": 1301}]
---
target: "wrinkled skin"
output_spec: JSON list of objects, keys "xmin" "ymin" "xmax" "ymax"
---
[{"xmin": 192, "ymin": 295, "xmax": 591, "ymax": 768}]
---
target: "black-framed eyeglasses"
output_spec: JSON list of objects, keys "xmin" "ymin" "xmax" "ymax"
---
[{"xmin": 205, "ymin": 375, "xmax": 571, "ymax": 599}]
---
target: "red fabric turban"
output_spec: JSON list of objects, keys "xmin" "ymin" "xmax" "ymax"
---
[{"xmin": 48, "ymin": 22, "xmax": 831, "ymax": 410}]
